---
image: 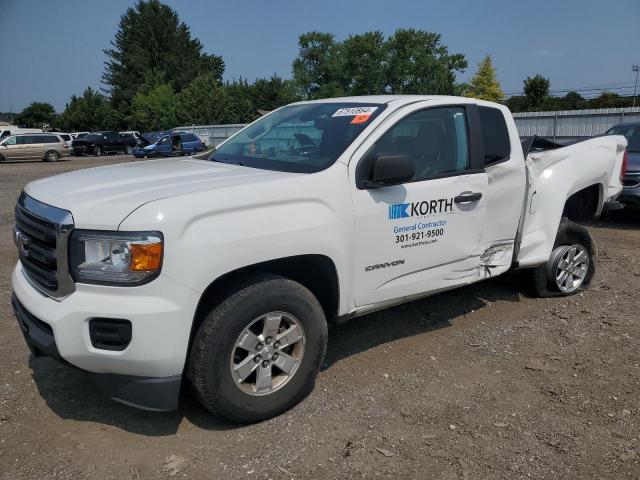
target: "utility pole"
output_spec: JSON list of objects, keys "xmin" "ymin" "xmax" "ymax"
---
[{"xmin": 633, "ymin": 65, "xmax": 639, "ymax": 109}]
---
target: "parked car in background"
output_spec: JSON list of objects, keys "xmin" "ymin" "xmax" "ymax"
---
[
  {"xmin": 0, "ymin": 126, "xmax": 43, "ymax": 138},
  {"xmin": 133, "ymin": 131, "xmax": 205, "ymax": 158},
  {"xmin": 71, "ymin": 132, "xmax": 90, "ymax": 139},
  {"xmin": 120, "ymin": 130, "xmax": 150, "ymax": 146},
  {"xmin": 0, "ymin": 133, "xmax": 69, "ymax": 162},
  {"xmin": 56, "ymin": 133, "xmax": 73, "ymax": 147},
  {"xmin": 605, "ymin": 122, "xmax": 640, "ymax": 207},
  {"xmin": 141, "ymin": 131, "xmax": 167, "ymax": 143},
  {"xmin": 71, "ymin": 131, "xmax": 138, "ymax": 156}
]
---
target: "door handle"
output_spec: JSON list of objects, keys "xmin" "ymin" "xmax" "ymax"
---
[{"xmin": 454, "ymin": 191, "xmax": 483, "ymax": 204}]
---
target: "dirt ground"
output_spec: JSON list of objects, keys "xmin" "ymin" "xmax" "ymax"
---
[{"xmin": 0, "ymin": 155, "xmax": 638, "ymax": 480}]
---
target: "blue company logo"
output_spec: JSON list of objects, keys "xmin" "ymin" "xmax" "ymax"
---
[{"xmin": 388, "ymin": 203, "xmax": 410, "ymax": 219}]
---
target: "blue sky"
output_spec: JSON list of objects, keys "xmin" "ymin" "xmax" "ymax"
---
[{"xmin": 0, "ymin": 0, "xmax": 638, "ymax": 112}]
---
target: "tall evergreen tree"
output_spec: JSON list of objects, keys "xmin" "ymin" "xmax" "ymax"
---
[
  {"xmin": 102, "ymin": 0, "xmax": 224, "ymax": 110},
  {"xmin": 464, "ymin": 55, "xmax": 504, "ymax": 101}
]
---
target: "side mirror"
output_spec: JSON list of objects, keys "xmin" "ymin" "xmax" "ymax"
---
[{"xmin": 362, "ymin": 154, "xmax": 414, "ymax": 188}]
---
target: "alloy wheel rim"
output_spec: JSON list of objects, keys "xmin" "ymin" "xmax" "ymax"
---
[
  {"xmin": 230, "ymin": 311, "xmax": 305, "ymax": 396},
  {"xmin": 555, "ymin": 245, "xmax": 589, "ymax": 293}
]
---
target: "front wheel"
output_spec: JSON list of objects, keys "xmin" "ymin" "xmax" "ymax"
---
[
  {"xmin": 124, "ymin": 145, "xmax": 133, "ymax": 155},
  {"xmin": 188, "ymin": 274, "xmax": 327, "ymax": 423},
  {"xmin": 94, "ymin": 146, "xmax": 102, "ymax": 157}
]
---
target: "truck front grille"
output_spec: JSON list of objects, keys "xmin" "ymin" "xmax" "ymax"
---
[{"xmin": 14, "ymin": 192, "xmax": 75, "ymax": 298}]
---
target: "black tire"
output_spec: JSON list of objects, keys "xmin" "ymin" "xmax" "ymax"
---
[
  {"xmin": 526, "ymin": 217, "xmax": 596, "ymax": 297},
  {"xmin": 94, "ymin": 146, "xmax": 102, "ymax": 156},
  {"xmin": 44, "ymin": 150, "xmax": 60, "ymax": 162},
  {"xmin": 125, "ymin": 145, "xmax": 133, "ymax": 155},
  {"xmin": 188, "ymin": 274, "xmax": 327, "ymax": 423},
  {"xmin": 0, "ymin": 154, "xmax": 4, "ymax": 163}
]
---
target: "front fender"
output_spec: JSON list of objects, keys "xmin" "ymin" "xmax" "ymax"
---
[{"xmin": 118, "ymin": 166, "xmax": 355, "ymax": 315}]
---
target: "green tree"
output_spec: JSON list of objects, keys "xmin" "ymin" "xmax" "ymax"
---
[
  {"xmin": 590, "ymin": 92, "xmax": 628, "ymax": 109},
  {"xmin": 560, "ymin": 91, "xmax": 586, "ymax": 110},
  {"xmin": 292, "ymin": 32, "xmax": 341, "ymax": 99},
  {"xmin": 251, "ymin": 75, "xmax": 300, "ymax": 112},
  {"xmin": 15, "ymin": 102, "xmax": 57, "ymax": 128},
  {"xmin": 222, "ymin": 78, "xmax": 257, "ymax": 123},
  {"xmin": 523, "ymin": 74, "xmax": 551, "ymax": 111},
  {"xmin": 59, "ymin": 87, "xmax": 113, "ymax": 131},
  {"xmin": 130, "ymin": 78, "xmax": 178, "ymax": 130},
  {"xmin": 292, "ymin": 29, "xmax": 466, "ymax": 99},
  {"xmin": 176, "ymin": 73, "xmax": 231, "ymax": 125},
  {"xmin": 103, "ymin": 0, "xmax": 224, "ymax": 109},
  {"xmin": 464, "ymin": 55, "xmax": 504, "ymax": 101},
  {"xmin": 385, "ymin": 29, "xmax": 467, "ymax": 95},
  {"xmin": 340, "ymin": 31, "xmax": 387, "ymax": 95}
]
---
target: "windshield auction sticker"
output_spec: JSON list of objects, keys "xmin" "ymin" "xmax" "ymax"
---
[{"xmin": 332, "ymin": 106, "xmax": 378, "ymax": 117}]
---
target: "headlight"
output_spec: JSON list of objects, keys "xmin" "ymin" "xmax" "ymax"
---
[{"xmin": 69, "ymin": 230, "xmax": 163, "ymax": 286}]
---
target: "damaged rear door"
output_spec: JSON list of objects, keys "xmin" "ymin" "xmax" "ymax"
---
[{"xmin": 351, "ymin": 104, "xmax": 488, "ymax": 306}]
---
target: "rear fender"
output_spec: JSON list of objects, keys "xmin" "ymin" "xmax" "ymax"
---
[{"xmin": 517, "ymin": 136, "xmax": 623, "ymax": 267}]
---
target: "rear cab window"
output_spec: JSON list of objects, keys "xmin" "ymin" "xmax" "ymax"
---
[{"xmin": 478, "ymin": 106, "xmax": 511, "ymax": 165}]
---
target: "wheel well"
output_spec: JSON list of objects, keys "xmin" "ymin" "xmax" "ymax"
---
[
  {"xmin": 562, "ymin": 184, "xmax": 602, "ymax": 221},
  {"xmin": 188, "ymin": 255, "xmax": 340, "ymax": 358}
]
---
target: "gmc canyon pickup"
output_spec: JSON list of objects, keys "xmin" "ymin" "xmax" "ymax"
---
[{"xmin": 11, "ymin": 96, "xmax": 628, "ymax": 422}]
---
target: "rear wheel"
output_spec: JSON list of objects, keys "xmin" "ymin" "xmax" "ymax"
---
[
  {"xmin": 526, "ymin": 218, "xmax": 595, "ymax": 297},
  {"xmin": 188, "ymin": 274, "xmax": 327, "ymax": 423},
  {"xmin": 44, "ymin": 150, "xmax": 60, "ymax": 162},
  {"xmin": 94, "ymin": 146, "xmax": 102, "ymax": 156},
  {"xmin": 125, "ymin": 145, "xmax": 133, "ymax": 155},
  {"xmin": 0, "ymin": 154, "xmax": 4, "ymax": 163}
]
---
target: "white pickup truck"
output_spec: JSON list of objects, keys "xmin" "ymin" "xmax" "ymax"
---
[{"xmin": 11, "ymin": 96, "xmax": 628, "ymax": 422}]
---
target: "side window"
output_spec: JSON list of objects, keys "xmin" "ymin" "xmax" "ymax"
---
[
  {"xmin": 1, "ymin": 130, "xmax": 10, "ymax": 138},
  {"xmin": 46, "ymin": 135, "xmax": 60, "ymax": 143},
  {"xmin": 4, "ymin": 136, "xmax": 17, "ymax": 145},
  {"xmin": 478, "ymin": 106, "xmax": 510, "ymax": 165},
  {"xmin": 370, "ymin": 107, "xmax": 469, "ymax": 182},
  {"xmin": 182, "ymin": 134, "xmax": 196, "ymax": 142},
  {"xmin": 60, "ymin": 134, "xmax": 70, "ymax": 141}
]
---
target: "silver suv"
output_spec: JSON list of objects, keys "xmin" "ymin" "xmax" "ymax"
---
[{"xmin": 0, "ymin": 133, "xmax": 70, "ymax": 163}]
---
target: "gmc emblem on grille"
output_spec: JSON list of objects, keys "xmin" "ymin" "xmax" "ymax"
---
[{"xmin": 13, "ymin": 227, "xmax": 30, "ymax": 257}]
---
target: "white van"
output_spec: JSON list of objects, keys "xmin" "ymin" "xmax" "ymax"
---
[{"xmin": 0, "ymin": 125, "xmax": 43, "ymax": 138}]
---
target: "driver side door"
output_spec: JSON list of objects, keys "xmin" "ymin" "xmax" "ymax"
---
[{"xmin": 350, "ymin": 104, "xmax": 488, "ymax": 307}]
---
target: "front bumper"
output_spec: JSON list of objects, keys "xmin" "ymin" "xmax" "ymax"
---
[
  {"xmin": 11, "ymin": 262, "xmax": 201, "ymax": 410},
  {"xmin": 72, "ymin": 144, "xmax": 92, "ymax": 155},
  {"xmin": 11, "ymin": 293, "xmax": 182, "ymax": 410}
]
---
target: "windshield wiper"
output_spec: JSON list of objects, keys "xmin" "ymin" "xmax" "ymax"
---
[{"xmin": 210, "ymin": 156, "xmax": 244, "ymax": 167}]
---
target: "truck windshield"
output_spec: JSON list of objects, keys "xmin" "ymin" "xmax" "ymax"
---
[{"xmin": 209, "ymin": 102, "xmax": 386, "ymax": 173}]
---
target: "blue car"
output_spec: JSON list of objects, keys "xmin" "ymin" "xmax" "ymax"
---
[{"xmin": 133, "ymin": 131, "xmax": 206, "ymax": 158}]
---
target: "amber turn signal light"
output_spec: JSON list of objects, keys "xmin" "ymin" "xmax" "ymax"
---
[{"xmin": 130, "ymin": 242, "xmax": 163, "ymax": 271}]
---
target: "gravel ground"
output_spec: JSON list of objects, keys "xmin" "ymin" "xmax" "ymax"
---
[{"xmin": 0, "ymin": 156, "xmax": 639, "ymax": 479}]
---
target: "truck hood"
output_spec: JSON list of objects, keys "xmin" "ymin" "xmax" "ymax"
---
[{"xmin": 24, "ymin": 158, "xmax": 297, "ymax": 229}]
